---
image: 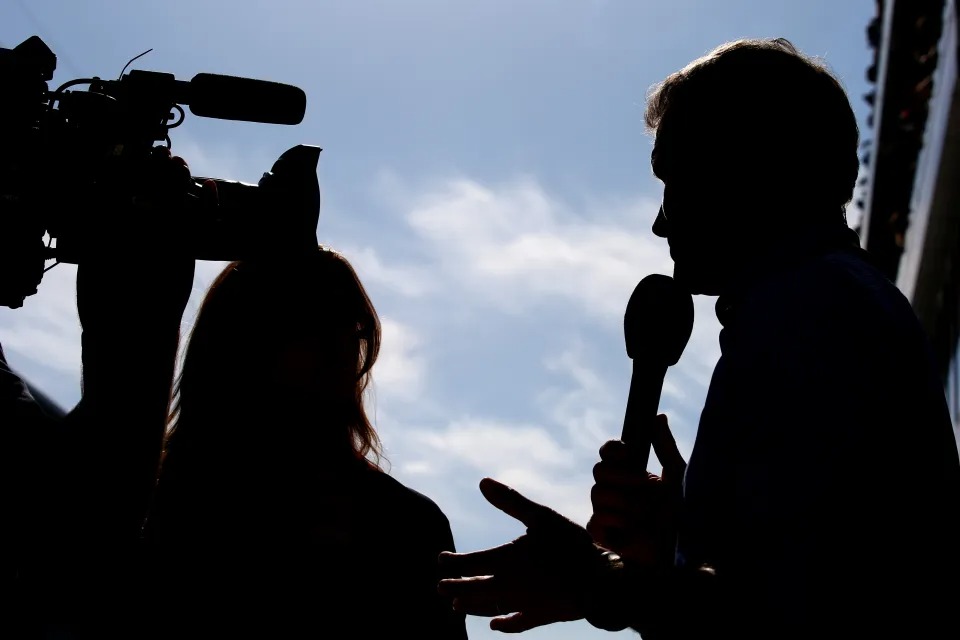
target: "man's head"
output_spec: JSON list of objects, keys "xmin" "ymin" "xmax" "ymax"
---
[{"xmin": 646, "ymin": 38, "xmax": 860, "ymax": 295}]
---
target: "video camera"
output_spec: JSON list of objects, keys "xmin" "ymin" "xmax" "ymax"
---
[{"xmin": 0, "ymin": 35, "xmax": 321, "ymax": 309}]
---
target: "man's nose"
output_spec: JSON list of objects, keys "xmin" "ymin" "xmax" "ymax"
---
[{"xmin": 652, "ymin": 205, "xmax": 669, "ymax": 238}]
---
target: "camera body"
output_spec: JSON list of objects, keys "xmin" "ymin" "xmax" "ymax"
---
[{"xmin": 0, "ymin": 35, "xmax": 320, "ymax": 308}]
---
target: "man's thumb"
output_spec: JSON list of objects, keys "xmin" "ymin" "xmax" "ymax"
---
[
  {"xmin": 651, "ymin": 414, "xmax": 686, "ymax": 480},
  {"xmin": 479, "ymin": 477, "xmax": 565, "ymax": 531}
]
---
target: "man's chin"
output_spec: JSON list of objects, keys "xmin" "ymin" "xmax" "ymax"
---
[{"xmin": 673, "ymin": 267, "xmax": 722, "ymax": 297}]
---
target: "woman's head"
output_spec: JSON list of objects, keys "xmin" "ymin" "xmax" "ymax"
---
[{"xmin": 167, "ymin": 246, "xmax": 383, "ymax": 468}]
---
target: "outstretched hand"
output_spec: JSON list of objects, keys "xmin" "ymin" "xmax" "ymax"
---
[
  {"xmin": 587, "ymin": 414, "xmax": 686, "ymax": 568},
  {"xmin": 438, "ymin": 478, "xmax": 611, "ymax": 633}
]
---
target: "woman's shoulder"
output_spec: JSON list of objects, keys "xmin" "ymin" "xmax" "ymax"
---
[
  {"xmin": 360, "ymin": 468, "xmax": 451, "ymax": 521},
  {"xmin": 364, "ymin": 469, "xmax": 442, "ymax": 513}
]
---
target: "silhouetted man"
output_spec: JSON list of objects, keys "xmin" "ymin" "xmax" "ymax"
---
[{"xmin": 438, "ymin": 38, "xmax": 960, "ymax": 639}]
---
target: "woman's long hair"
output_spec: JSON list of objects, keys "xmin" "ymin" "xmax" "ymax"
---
[{"xmin": 147, "ymin": 247, "xmax": 383, "ymax": 540}]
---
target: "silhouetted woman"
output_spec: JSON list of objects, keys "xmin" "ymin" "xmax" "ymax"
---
[{"xmin": 143, "ymin": 247, "xmax": 467, "ymax": 639}]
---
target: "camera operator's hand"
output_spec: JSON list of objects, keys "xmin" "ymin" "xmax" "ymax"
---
[
  {"xmin": 77, "ymin": 147, "xmax": 207, "ymax": 332},
  {"xmin": 438, "ymin": 478, "xmax": 622, "ymax": 633},
  {"xmin": 586, "ymin": 414, "xmax": 686, "ymax": 570}
]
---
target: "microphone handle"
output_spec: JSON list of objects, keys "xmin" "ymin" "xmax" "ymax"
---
[
  {"xmin": 620, "ymin": 359, "xmax": 667, "ymax": 469},
  {"xmin": 593, "ymin": 359, "xmax": 667, "ymax": 563}
]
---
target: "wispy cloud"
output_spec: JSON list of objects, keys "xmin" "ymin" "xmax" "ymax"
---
[
  {"xmin": 370, "ymin": 316, "xmax": 427, "ymax": 402},
  {"xmin": 168, "ymin": 133, "xmax": 258, "ymax": 184},
  {"xmin": 0, "ymin": 263, "xmax": 81, "ymax": 376},
  {"xmin": 384, "ymin": 175, "xmax": 673, "ymax": 322},
  {"xmin": 350, "ymin": 172, "xmax": 724, "ymax": 534},
  {"xmin": 340, "ymin": 245, "xmax": 437, "ymax": 299}
]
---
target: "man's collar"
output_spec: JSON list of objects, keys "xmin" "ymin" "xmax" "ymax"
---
[
  {"xmin": 714, "ymin": 292, "xmax": 742, "ymax": 328},
  {"xmin": 712, "ymin": 223, "xmax": 863, "ymax": 327}
]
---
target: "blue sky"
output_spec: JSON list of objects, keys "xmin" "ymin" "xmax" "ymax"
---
[{"xmin": 2, "ymin": 1, "xmax": 875, "ymax": 638}]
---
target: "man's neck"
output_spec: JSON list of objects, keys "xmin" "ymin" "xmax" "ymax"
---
[{"xmin": 720, "ymin": 221, "xmax": 860, "ymax": 297}]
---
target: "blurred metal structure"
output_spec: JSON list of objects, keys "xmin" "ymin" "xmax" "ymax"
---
[{"xmin": 859, "ymin": 0, "xmax": 960, "ymax": 443}]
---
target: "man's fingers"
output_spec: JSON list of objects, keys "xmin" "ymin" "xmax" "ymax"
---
[
  {"xmin": 441, "ymin": 578, "xmax": 548, "ymax": 622},
  {"xmin": 453, "ymin": 597, "xmax": 501, "ymax": 619},
  {"xmin": 478, "ymin": 478, "xmax": 561, "ymax": 530},
  {"xmin": 593, "ymin": 460, "xmax": 657, "ymax": 487},
  {"xmin": 490, "ymin": 612, "xmax": 529, "ymax": 633},
  {"xmin": 438, "ymin": 541, "xmax": 516, "ymax": 578},
  {"xmin": 590, "ymin": 483, "xmax": 645, "ymax": 514},
  {"xmin": 597, "ymin": 439, "xmax": 648, "ymax": 465},
  {"xmin": 585, "ymin": 516, "xmax": 626, "ymax": 545},
  {"xmin": 597, "ymin": 439, "xmax": 630, "ymax": 461},
  {"xmin": 651, "ymin": 414, "xmax": 686, "ymax": 480},
  {"xmin": 587, "ymin": 511, "xmax": 636, "ymax": 534},
  {"xmin": 439, "ymin": 574, "xmax": 495, "ymax": 598},
  {"xmin": 491, "ymin": 610, "xmax": 567, "ymax": 633},
  {"xmin": 490, "ymin": 611, "xmax": 541, "ymax": 633},
  {"xmin": 439, "ymin": 575, "xmax": 502, "ymax": 617}
]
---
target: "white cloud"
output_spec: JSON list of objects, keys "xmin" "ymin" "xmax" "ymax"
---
[
  {"xmin": 381, "ymin": 334, "xmax": 698, "ymax": 529},
  {"xmin": 0, "ymin": 258, "xmax": 235, "ymax": 391},
  {"xmin": 411, "ymin": 417, "xmax": 578, "ymax": 475},
  {"xmin": 0, "ymin": 263, "xmax": 81, "ymax": 375},
  {"xmin": 340, "ymin": 244, "xmax": 436, "ymax": 298},
  {"xmin": 168, "ymin": 133, "xmax": 254, "ymax": 184},
  {"xmin": 539, "ymin": 344, "xmax": 624, "ymax": 450},
  {"xmin": 384, "ymin": 175, "xmax": 673, "ymax": 323},
  {"xmin": 395, "ymin": 415, "xmax": 598, "ymax": 527},
  {"xmin": 369, "ymin": 316, "xmax": 427, "ymax": 401},
  {"xmin": 347, "ymin": 173, "xmax": 725, "ymax": 547},
  {"xmin": 369, "ymin": 173, "xmax": 721, "ymax": 500}
]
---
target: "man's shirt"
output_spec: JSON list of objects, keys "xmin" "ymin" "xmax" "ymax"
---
[{"xmin": 678, "ymin": 247, "xmax": 960, "ymax": 637}]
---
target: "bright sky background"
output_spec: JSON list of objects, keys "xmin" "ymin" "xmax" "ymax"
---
[{"xmin": 2, "ymin": 1, "xmax": 876, "ymax": 638}]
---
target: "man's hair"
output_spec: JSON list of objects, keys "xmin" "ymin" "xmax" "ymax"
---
[{"xmin": 646, "ymin": 38, "xmax": 860, "ymax": 217}]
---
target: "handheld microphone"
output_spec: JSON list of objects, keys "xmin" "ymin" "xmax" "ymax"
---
[{"xmin": 620, "ymin": 273, "xmax": 694, "ymax": 468}]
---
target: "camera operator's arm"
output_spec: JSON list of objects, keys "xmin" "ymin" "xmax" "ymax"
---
[
  {"xmin": 11, "ymin": 152, "xmax": 199, "ymax": 626},
  {"xmin": 68, "ymin": 258, "xmax": 193, "ymax": 538},
  {"xmin": 58, "ymin": 150, "xmax": 198, "ymax": 548}
]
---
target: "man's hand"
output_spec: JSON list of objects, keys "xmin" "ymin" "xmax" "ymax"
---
[
  {"xmin": 587, "ymin": 414, "xmax": 686, "ymax": 568},
  {"xmin": 438, "ymin": 478, "xmax": 612, "ymax": 633}
]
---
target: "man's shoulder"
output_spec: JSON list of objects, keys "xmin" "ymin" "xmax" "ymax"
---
[{"xmin": 746, "ymin": 249, "xmax": 914, "ymax": 328}]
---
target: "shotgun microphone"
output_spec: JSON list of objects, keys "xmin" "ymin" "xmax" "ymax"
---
[
  {"xmin": 177, "ymin": 73, "xmax": 307, "ymax": 125},
  {"xmin": 620, "ymin": 274, "xmax": 694, "ymax": 467}
]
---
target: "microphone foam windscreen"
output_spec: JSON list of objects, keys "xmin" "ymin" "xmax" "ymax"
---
[
  {"xmin": 188, "ymin": 73, "xmax": 307, "ymax": 125},
  {"xmin": 623, "ymin": 273, "xmax": 694, "ymax": 366}
]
